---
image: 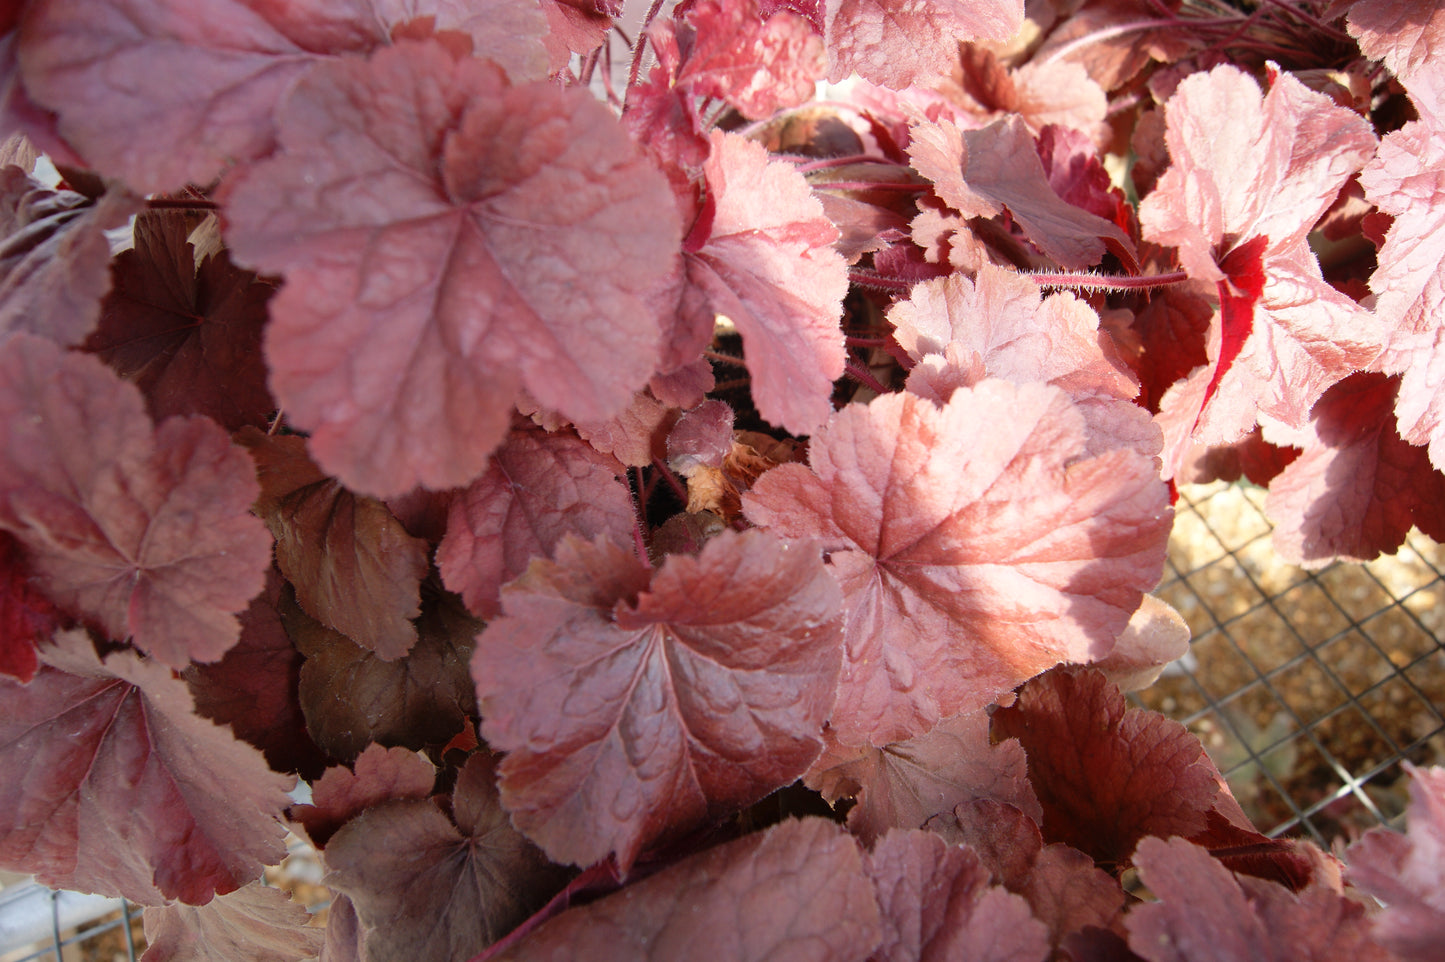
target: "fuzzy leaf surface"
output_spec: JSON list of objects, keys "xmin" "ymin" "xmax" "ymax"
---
[
  {"xmin": 0, "ymin": 335, "xmax": 271, "ymax": 667},
  {"xmin": 743, "ymin": 384, "xmax": 1171, "ymax": 746},
  {"xmin": 491, "ymin": 817, "xmax": 882, "ymax": 962},
  {"xmin": 325, "ymin": 753, "xmax": 564, "ymax": 962},
  {"xmin": 991, "ymin": 668, "xmax": 1218, "ymax": 867},
  {"xmin": 221, "ymin": 39, "xmax": 680, "ymax": 496},
  {"xmin": 474, "ymin": 529, "xmax": 843, "ymax": 869},
  {"xmin": 865, "ymin": 829, "xmax": 1049, "ymax": 962},
  {"xmin": 140, "ymin": 882, "xmax": 323, "ymax": 962},
  {"xmin": 437, "ymin": 430, "xmax": 633, "ymax": 620},
  {"xmin": 0, "ymin": 631, "xmax": 291, "ymax": 904},
  {"xmin": 240, "ymin": 430, "xmax": 428, "ymax": 660}
]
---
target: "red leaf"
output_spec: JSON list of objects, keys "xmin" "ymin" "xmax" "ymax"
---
[
  {"xmin": 805, "ymin": 709, "xmax": 1041, "ymax": 846},
  {"xmin": 824, "ymin": 0, "xmax": 1023, "ymax": 88},
  {"xmin": 221, "ymin": 38, "xmax": 681, "ymax": 496},
  {"xmin": 291, "ymin": 744, "xmax": 436, "ymax": 849},
  {"xmin": 287, "ymin": 587, "xmax": 479, "ymax": 762},
  {"xmin": 743, "ymin": 384, "xmax": 1171, "ymax": 746},
  {"xmin": 182, "ymin": 569, "xmax": 327, "ymax": 779},
  {"xmin": 437, "ymin": 430, "xmax": 634, "ymax": 620},
  {"xmin": 140, "ymin": 882, "xmax": 323, "ymax": 962},
  {"xmin": 19, "ymin": 0, "xmax": 548, "ymax": 193},
  {"xmin": 84, "ymin": 212, "xmax": 276, "ymax": 432},
  {"xmin": 0, "ymin": 630, "xmax": 292, "ymax": 904},
  {"xmin": 681, "ymin": 130, "xmax": 847, "ymax": 436},
  {"xmin": 991, "ymin": 668, "xmax": 1219, "ymax": 867},
  {"xmin": 324, "ymin": 754, "xmax": 565, "ymax": 962},
  {"xmin": 1361, "ymin": 117, "xmax": 1445, "ymax": 471},
  {"xmin": 1264, "ymin": 373, "xmax": 1445, "ymax": 566},
  {"xmin": 0, "ymin": 164, "xmax": 136, "ymax": 346},
  {"xmin": 1346, "ymin": 764, "xmax": 1445, "ymax": 962},
  {"xmin": 1127, "ymin": 836, "xmax": 1390, "ymax": 962},
  {"xmin": 866, "ymin": 829, "xmax": 1049, "ymax": 962},
  {"xmin": 239, "ymin": 429, "xmax": 429, "ymax": 660},
  {"xmin": 1036, "ymin": 124, "xmax": 1133, "ymax": 236},
  {"xmin": 0, "ymin": 335, "xmax": 272, "ymax": 667},
  {"xmin": 0, "ymin": 529, "xmax": 60, "ymax": 682},
  {"xmin": 473, "ymin": 529, "xmax": 843, "ymax": 869},
  {"xmin": 488, "ymin": 818, "xmax": 883, "ymax": 962},
  {"xmin": 908, "ymin": 116, "xmax": 1137, "ymax": 271}
]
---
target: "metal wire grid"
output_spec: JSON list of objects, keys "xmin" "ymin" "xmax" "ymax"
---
[
  {"xmin": 0, "ymin": 888, "xmax": 139, "ymax": 962},
  {"xmin": 1138, "ymin": 481, "xmax": 1445, "ymax": 847}
]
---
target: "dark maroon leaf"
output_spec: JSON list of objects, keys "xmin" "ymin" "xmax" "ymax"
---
[
  {"xmin": 183, "ymin": 569, "xmax": 327, "ymax": 779},
  {"xmin": 0, "ymin": 334, "xmax": 273, "ymax": 667},
  {"xmin": 240, "ymin": 429, "xmax": 428, "ymax": 661},
  {"xmin": 325, "ymin": 754, "xmax": 565, "ymax": 962},
  {"xmin": 287, "ymin": 587, "xmax": 478, "ymax": 763},
  {"xmin": 140, "ymin": 881, "xmax": 323, "ymax": 962},
  {"xmin": 0, "ymin": 630, "xmax": 291, "ymax": 904},
  {"xmin": 490, "ymin": 818, "xmax": 882, "ymax": 962},
  {"xmin": 84, "ymin": 211, "xmax": 275, "ymax": 432},
  {"xmin": 436, "ymin": 429, "xmax": 634, "ymax": 620},
  {"xmin": 473, "ymin": 529, "xmax": 843, "ymax": 869},
  {"xmin": 865, "ymin": 829, "xmax": 1048, "ymax": 962},
  {"xmin": 991, "ymin": 668, "xmax": 1219, "ymax": 867}
]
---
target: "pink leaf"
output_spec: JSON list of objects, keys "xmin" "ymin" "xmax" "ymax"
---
[
  {"xmin": 1346, "ymin": 764, "xmax": 1445, "ymax": 962},
  {"xmin": 0, "ymin": 630, "xmax": 292, "ymax": 904},
  {"xmin": 1347, "ymin": 0, "xmax": 1445, "ymax": 87},
  {"xmin": 438, "ymin": 430, "xmax": 634, "ymax": 620},
  {"xmin": 140, "ymin": 882, "xmax": 323, "ymax": 962},
  {"xmin": 324, "ymin": 753, "xmax": 565, "ymax": 962},
  {"xmin": 824, "ymin": 0, "xmax": 1023, "ymax": 88},
  {"xmin": 805, "ymin": 709, "xmax": 1041, "ymax": 846},
  {"xmin": 488, "ymin": 818, "xmax": 883, "ymax": 962},
  {"xmin": 908, "ymin": 116, "xmax": 1137, "ymax": 270},
  {"xmin": 866, "ymin": 829, "xmax": 1049, "ymax": 962},
  {"xmin": 0, "ymin": 165, "xmax": 136, "ymax": 346},
  {"xmin": 1264, "ymin": 373, "xmax": 1445, "ymax": 566},
  {"xmin": 290, "ymin": 743, "xmax": 435, "ymax": 849},
  {"xmin": 743, "ymin": 384, "xmax": 1171, "ymax": 746},
  {"xmin": 19, "ymin": 0, "xmax": 548, "ymax": 192},
  {"xmin": 681, "ymin": 130, "xmax": 847, "ymax": 436},
  {"xmin": 221, "ymin": 39, "xmax": 681, "ymax": 496},
  {"xmin": 991, "ymin": 668, "xmax": 1219, "ymax": 867},
  {"xmin": 1127, "ymin": 836, "xmax": 1391, "ymax": 962},
  {"xmin": 473, "ymin": 529, "xmax": 843, "ymax": 869},
  {"xmin": 1089, "ymin": 594, "xmax": 1191, "ymax": 692},
  {"xmin": 0, "ymin": 335, "xmax": 272, "ymax": 667}
]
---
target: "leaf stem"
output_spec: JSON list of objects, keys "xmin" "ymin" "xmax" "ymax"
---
[
  {"xmin": 847, "ymin": 267, "xmax": 914, "ymax": 293},
  {"xmin": 844, "ymin": 361, "xmax": 889, "ymax": 394},
  {"xmin": 1024, "ymin": 270, "xmax": 1189, "ymax": 291},
  {"xmin": 145, "ymin": 198, "xmax": 219, "ymax": 210},
  {"xmin": 625, "ymin": 0, "xmax": 670, "ymax": 95}
]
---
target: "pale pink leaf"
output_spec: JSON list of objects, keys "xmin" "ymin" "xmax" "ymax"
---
[
  {"xmin": 824, "ymin": 0, "xmax": 1024, "ymax": 88},
  {"xmin": 1090, "ymin": 594, "xmax": 1190, "ymax": 692},
  {"xmin": 743, "ymin": 384, "xmax": 1171, "ymax": 746},
  {"xmin": 220, "ymin": 39, "xmax": 680, "ymax": 496}
]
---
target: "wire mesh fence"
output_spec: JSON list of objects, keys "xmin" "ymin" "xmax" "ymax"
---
[
  {"xmin": 3, "ymin": 480, "xmax": 1443, "ymax": 958},
  {"xmin": 1139, "ymin": 480, "xmax": 1445, "ymax": 846}
]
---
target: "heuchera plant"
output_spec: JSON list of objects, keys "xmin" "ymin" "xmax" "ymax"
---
[{"xmin": 1, "ymin": 0, "xmax": 1444, "ymax": 959}]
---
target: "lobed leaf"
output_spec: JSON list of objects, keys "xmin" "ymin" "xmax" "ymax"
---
[{"xmin": 140, "ymin": 882, "xmax": 323, "ymax": 962}]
